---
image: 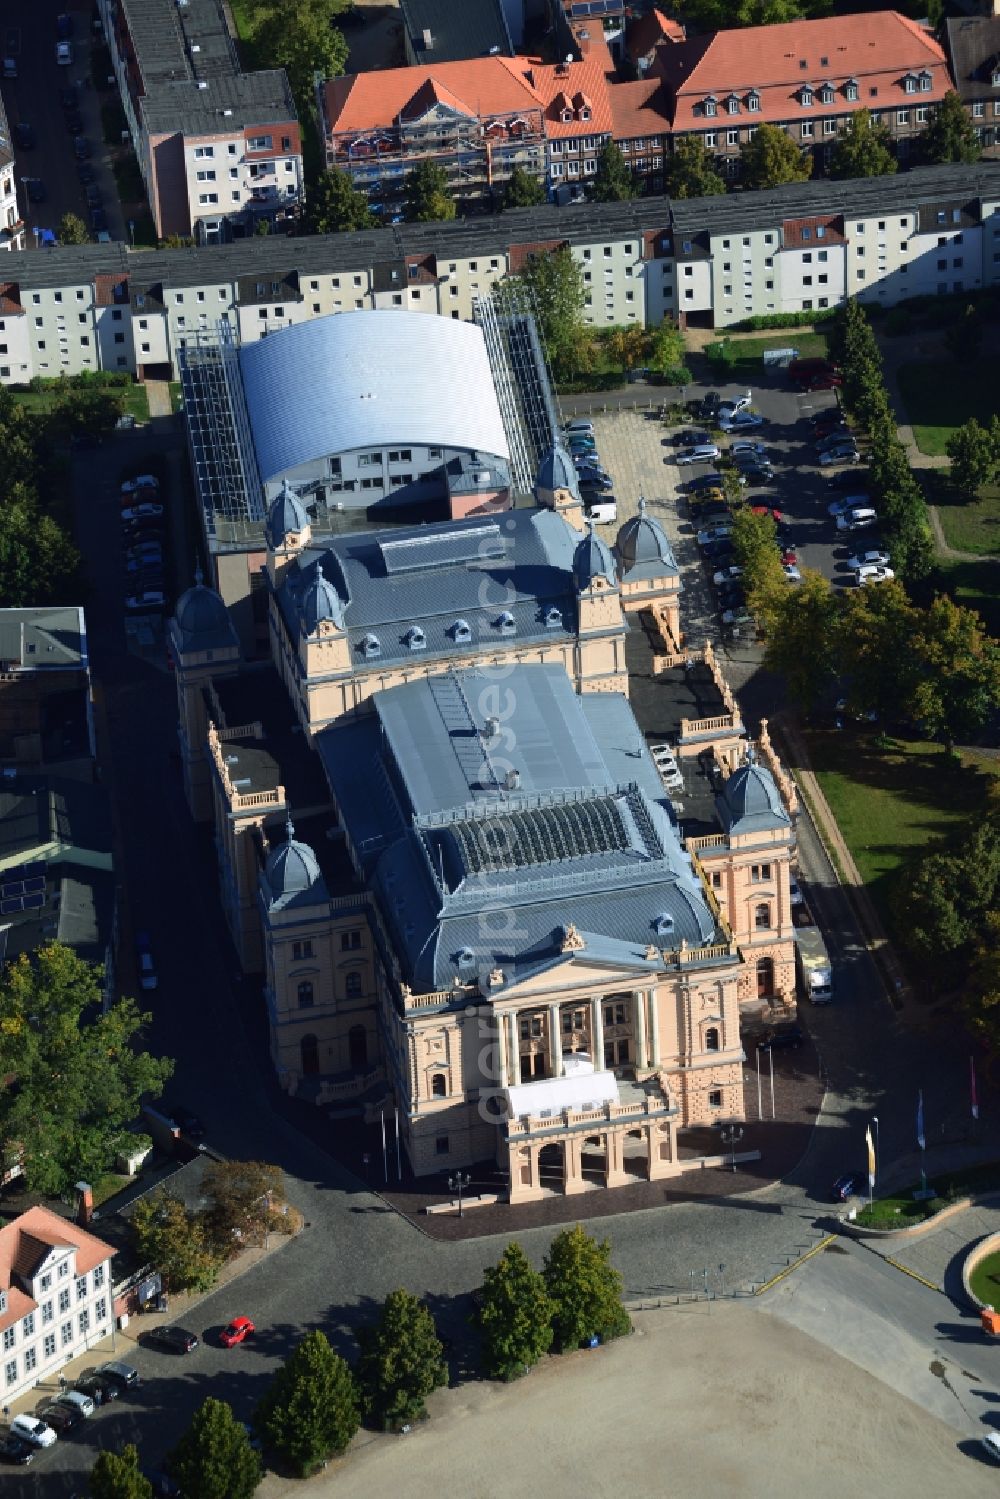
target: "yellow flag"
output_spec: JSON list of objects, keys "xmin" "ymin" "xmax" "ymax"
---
[{"xmin": 865, "ymin": 1126, "xmax": 875, "ymax": 1179}]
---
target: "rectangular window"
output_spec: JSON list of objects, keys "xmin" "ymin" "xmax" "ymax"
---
[
  {"xmin": 76, "ymin": 1277, "xmax": 87, "ymax": 1303},
  {"xmin": 41, "ymin": 1300, "xmax": 53, "ymax": 1325},
  {"xmin": 5, "ymin": 1359, "xmax": 16, "ymax": 1386},
  {"xmin": 292, "ymin": 940, "xmax": 313, "ymax": 961},
  {"xmin": 727, "ymin": 129, "xmax": 739, "ymax": 146},
  {"xmin": 897, "ymin": 110, "xmax": 909, "ymax": 126},
  {"xmin": 341, "ymin": 930, "xmax": 362, "ymax": 951},
  {"xmin": 750, "ymin": 863, "xmax": 772, "ymax": 883},
  {"xmin": 95, "ymin": 1298, "xmax": 107, "ymax": 1323},
  {"xmin": 24, "ymin": 1347, "xmax": 36, "ymax": 1373},
  {"xmin": 387, "ymin": 450, "xmax": 412, "ymax": 463},
  {"xmin": 2, "ymin": 1328, "xmax": 14, "ymax": 1352},
  {"xmin": 194, "ymin": 146, "xmax": 214, "ymax": 159},
  {"xmin": 801, "ymin": 122, "xmax": 813, "ymax": 138},
  {"xmin": 704, "ymin": 132, "xmax": 716, "ymax": 148},
  {"xmin": 198, "ymin": 193, "xmax": 219, "ymax": 205},
  {"xmin": 824, "ymin": 119, "xmax": 837, "ymax": 135},
  {"xmin": 59, "ymin": 1287, "xmax": 70, "ymax": 1312},
  {"xmin": 248, "ymin": 135, "xmax": 272, "ymax": 151},
  {"xmin": 61, "ymin": 1321, "xmax": 72, "ymax": 1347},
  {"xmin": 78, "ymin": 1309, "xmax": 90, "ymax": 1335},
  {"xmin": 22, "ymin": 1313, "xmax": 34, "ymax": 1337},
  {"xmin": 43, "ymin": 1333, "xmax": 56, "ymax": 1358}
]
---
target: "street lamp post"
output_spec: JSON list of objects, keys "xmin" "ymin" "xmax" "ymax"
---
[
  {"xmin": 720, "ymin": 1124, "xmax": 744, "ymax": 1173},
  {"xmin": 448, "ymin": 1171, "xmax": 471, "ymax": 1219},
  {"xmin": 872, "ymin": 1115, "xmax": 879, "ymax": 1193},
  {"xmin": 128, "ymin": 218, "xmax": 135, "ymax": 248}
]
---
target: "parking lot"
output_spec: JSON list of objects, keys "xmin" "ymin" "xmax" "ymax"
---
[
  {"xmin": 3, "ymin": 0, "xmax": 126, "ymax": 245},
  {"xmin": 574, "ymin": 363, "xmax": 879, "ymax": 649}
]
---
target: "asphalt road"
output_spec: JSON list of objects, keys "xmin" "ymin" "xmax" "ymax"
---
[
  {"xmin": 11, "ymin": 402, "xmax": 994, "ymax": 1493},
  {"xmin": 2, "ymin": 0, "xmax": 125, "ymax": 247}
]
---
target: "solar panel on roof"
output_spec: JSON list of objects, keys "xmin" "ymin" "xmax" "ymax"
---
[{"xmin": 379, "ymin": 525, "xmax": 505, "ymax": 576}]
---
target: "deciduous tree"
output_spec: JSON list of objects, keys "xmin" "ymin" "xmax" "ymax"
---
[
  {"xmin": 835, "ymin": 578, "xmax": 921, "ymax": 723},
  {"xmin": 606, "ymin": 325, "xmax": 647, "ymax": 371},
  {"xmin": 739, "ymin": 123, "xmax": 812, "ymax": 190},
  {"xmin": 0, "ymin": 488, "xmax": 81, "ymax": 606},
  {"xmin": 946, "ymin": 418, "xmax": 998, "ymax": 502},
  {"xmin": 829, "ymin": 109, "xmax": 897, "ymax": 180},
  {"xmin": 253, "ymin": 0, "xmax": 348, "ymax": 108},
  {"xmin": 130, "ymin": 1190, "xmax": 221, "ymax": 1293},
  {"xmin": 589, "ymin": 141, "xmax": 638, "ymax": 202},
  {"xmin": 255, "ymin": 1330, "xmax": 359, "ymax": 1475},
  {"xmin": 89, "ymin": 1445, "xmax": 153, "ymax": 1499},
  {"xmin": 916, "ymin": 90, "xmax": 980, "ymax": 166},
  {"xmin": 356, "ymin": 1288, "xmax": 447, "ymax": 1429},
  {"xmin": 502, "ymin": 164, "xmax": 545, "ymax": 209},
  {"xmin": 648, "ymin": 319, "xmax": 691, "ymax": 383},
  {"xmin": 58, "ymin": 212, "xmax": 90, "ymax": 245},
  {"xmin": 663, "ymin": 136, "xmax": 726, "ymax": 200},
  {"xmin": 0, "ymin": 943, "xmax": 173, "ymax": 1194},
  {"xmin": 305, "ymin": 167, "xmax": 376, "ymax": 235},
  {"xmin": 510, "ymin": 246, "xmax": 588, "ymax": 382},
  {"xmin": 909, "ymin": 594, "xmax": 1000, "ymax": 749},
  {"xmin": 166, "ymin": 1397, "xmax": 261, "ymax": 1499},
  {"xmin": 201, "ymin": 1159, "xmax": 287, "ymax": 1253},
  {"xmin": 477, "ymin": 1242, "xmax": 554, "ymax": 1381},
  {"xmin": 543, "ymin": 1225, "xmax": 630, "ymax": 1352},
  {"xmin": 403, "ymin": 160, "xmax": 456, "ymax": 222},
  {"xmin": 762, "ymin": 569, "xmax": 838, "ymax": 712}
]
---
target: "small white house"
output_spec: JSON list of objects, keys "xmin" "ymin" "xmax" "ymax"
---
[{"xmin": 0, "ymin": 1205, "xmax": 115, "ymax": 1403}]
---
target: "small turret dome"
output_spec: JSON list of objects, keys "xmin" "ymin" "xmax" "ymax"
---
[
  {"xmin": 572, "ymin": 521, "xmax": 617, "ymax": 592},
  {"xmin": 717, "ymin": 754, "xmax": 791, "ymax": 833},
  {"xmin": 299, "ymin": 562, "xmax": 345, "ymax": 636},
  {"xmin": 266, "ymin": 480, "xmax": 309, "ymax": 549},
  {"xmin": 263, "ymin": 818, "xmax": 328, "ymax": 909},
  {"xmin": 535, "ymin": 442, "xmax": 581, "ymax": 502},
  {"xmin": 616, "ymin": 496, "xmax": 677, "ymax": 576},
  {"xmin": 173, "ymin": 568, "xmax": 237, "ymax": 654}
]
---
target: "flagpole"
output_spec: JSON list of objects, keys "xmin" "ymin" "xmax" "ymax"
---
[
  {"xmin": 756, "ymin": 1045, "xmax": 763, "ymax": 1121},
  {"xmin": 872, "ymin": 1115, "xmax": 879, "ymax": 1193},
  {"xmin": 380, "ymin": 1109, "xmax": 388, "ymax": 1184},
  {"xmin": 916, "ymin": 1089, "xmax": 927, "ymax": 1196},
  {"xmin": 394, "ymin": 1106, "xmax": 402, "ymax": 1181}
]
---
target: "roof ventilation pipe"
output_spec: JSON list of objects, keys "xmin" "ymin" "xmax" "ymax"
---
[
  {"xmin": 483, "ymin": 716, "xmax": 500, "ymax": 740},
  {"xmin": 505, "ymin": 768, "xmax": 520, "ymax": 792}
]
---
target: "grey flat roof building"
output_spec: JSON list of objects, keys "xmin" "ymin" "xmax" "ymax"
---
[{"xmin": 399, "ymin": 0, "xmax": 513, "ymax": 63}]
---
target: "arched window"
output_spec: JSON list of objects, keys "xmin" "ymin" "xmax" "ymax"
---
[
  {"xmin": 757, "ymin": 957, "xmax": 774, "ymax": 998},
  {"xmin": 345, "ymin": 972, "xmax": 362, "ymax": 999},
  {"xmin": 297, "ymin": 980, "xmax": 314, "ymax": 1008},
  {"xmin": 431, "ymin": 1073, "xmax": 447, "ymax": 1098},
  {"xmin": 349, "ymin": 1025, "xmax": 367, "ymax": 1070},
  {"xmin": 705, "ymin": 1026, "xmax": 720, "ymax": 1052},
  {"xmin": 300, "ymin": 1034, "xmax": 319, "ymax": 1076},
  {"xmin": 754, "ymin": 902, "xmax": 771, "ymax": 930}
]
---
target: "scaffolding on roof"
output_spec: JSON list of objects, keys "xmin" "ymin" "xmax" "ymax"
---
[
  {"xmin": 178, "ymin": 320, "xmax": 262, "ymax": 538},
  {"xmin": 474, "ymin": 280, "xmax": 560, "ymax": 502}
]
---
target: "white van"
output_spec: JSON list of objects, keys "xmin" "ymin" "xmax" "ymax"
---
[
  {"xmin": 59, "ymin": 1388, "xmax": 95, "ymax": 1418},
  {"xmin": 563, "ymin": 420, "xmax": 595, "ymax": 437},
  {"xmin": 836, "ymin": 506, "xmax": 877, "ymax": 532},
  {"xmin": 585, "ymin": 496, "xmax": 617, "ymax": 524}
]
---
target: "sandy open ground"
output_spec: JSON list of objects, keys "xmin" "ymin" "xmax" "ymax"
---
[{"xmin": 261, "ymin": 1301, "xmax": 995, "ymax": 1499}]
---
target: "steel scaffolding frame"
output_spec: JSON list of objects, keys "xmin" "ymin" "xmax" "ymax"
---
[
  {"xmin": 474, "ymin": 281, "xmax": 560, "ymax": 502},
  {"xmin": 178, "ymin": 321, "xmax": 263, "ymax": 540}
]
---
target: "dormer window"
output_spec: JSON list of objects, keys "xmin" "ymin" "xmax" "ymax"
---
[
  {"xmin": 747, "ymin": 90, "xmax": 760, "ymax": 113},
  {"xmin": 653, "ymin": 913, "xmax": 674, "ymax": 937},
  {"xmin": 819, "ymin": 85, "xmax": 834, "ymax": 105},
  {"xmin": 844, "ymin": 78, "xmax": 859, "ymax": 102},
  {"xmin": 727, "ymin": 95, "xmax": 740, "ymax": 115},
  {"xmin": 496, "ymin": 611, "xmax": 516, "ymax": 636},
  {"xmin": 816, "ymin": 224, "xmax": 826, "ymax": 238},
  {"xmin": 405, "ymin": 626, "xmax": 426, "ymax": 651},
  {"xmin": 918, "ymin": 71, "xmax": 931, "ymax": 93},
  {"xmin": 544, "ymin": 606, "xmax": 563, "ymax": 629},
  {"xmin": 904, "ymin": 75, "xmax": 916, "ymax": 94},
  {"xmin": 800, "ymin": 86, "xmax": 813, "ymax": 107},
  {"xmin": 992, "ymin": 68, "xmax": 1000, "ymax": 89},
  {"xmin": 578, "ymin": 106, "xmax": 591, "ymax": 121},
  {"xmin": 456, "ymin": 947, "xmax": 476, "ymax": 974},
  {"xmin": 704, "ymin": 95, "xmax": 717, "ymax": 118},
  {"xmin": 451, "ymin": 618, "xmax": 472, "ymax": 643},
  {"xmin": 561, "ymin": 108, "xmax": 573, "ymax": 123},
  {"xmin": 801, "ymin": 226, "xmax": 811, "ymax": 239},
  {"xmin": 360, "ymin": 633, "xmax": 381, "ymax": 659}
]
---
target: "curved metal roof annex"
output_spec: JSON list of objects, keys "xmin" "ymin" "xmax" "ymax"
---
[{"xmin": 238, "ymin": 309, "xmax": 510, "ymax": 481}]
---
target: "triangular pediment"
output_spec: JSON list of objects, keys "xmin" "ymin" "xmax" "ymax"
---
[{"xmin": 500, "ymin": 955, "xmax": 654, "ymax": 998}]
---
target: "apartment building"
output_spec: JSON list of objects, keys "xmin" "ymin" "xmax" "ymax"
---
[
  {"xmin": 0, "ymin": 1206, "xmax": 115, "ymax": 1403},
  {"xmin": 95, "ymin": 0, "xmax": 302, "ymax": 243},
  {"xmin": 945, "ymin": 15, "xmax": 1000, "ymax": 159},
  {"xmin": 0, "ymin": 91, "xmax": 25, "ymax": 253},
  {"xmin": 0, "ymin": 164, "xmax": 998, "ymax": 384},
  {"xmin": 652, "ymin": 9, "xmax": 952, "ymax": 180}
]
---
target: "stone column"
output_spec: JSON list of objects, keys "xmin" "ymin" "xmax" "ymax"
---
[
  {"xmin": 647, "ymin": 989, "xmax": 661, "ymax": 1066},
  {"xmin": 507, "ymin": 1013, "xmax": 520, "ymax": 1086},
  {"xmin": 591, "ymin": 996, "xmax": 605, "ymax": 1069},
  {"xmin": 548, "ymin": 1004, "xmax": 563, "ymax": 1079},
  {"xmin": 633, "ymin": 990, "xmax": 648, "ymax": 1070}
]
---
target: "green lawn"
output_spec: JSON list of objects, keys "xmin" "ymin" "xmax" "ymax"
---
[
  {"xmin": 969, "ymin": 1250, "xmax": 1000, "ymax": 1307},
  {"xmin": 855, "ymin": 1159, "xmax": 1000, "ymax": 1230},
  {"xmin": 936, "ymin": 483, "xmax": 1000, "ymax": 558},
  {"xmin": 807, "ymin": 733, "xmax": 997, "ymax": 924},
  {"xmin": 935, "ymin": 554, "xmax": 1000, "ymax": 638},
  {"xmin": 723, "ymin": 330, "xmax": 834, "ymax": 376},
  {"xmin": 897, "ymin": 358, "xmax": 998, "ymax": 456},
  {"xmin": 11, "ymin": 383, "xmax": 149, "ymax": 422}
]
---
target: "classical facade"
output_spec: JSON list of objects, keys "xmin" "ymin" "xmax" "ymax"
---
[{"xmin": 171, "ymin": 450, "xmax": 800, "ymax": 1204}]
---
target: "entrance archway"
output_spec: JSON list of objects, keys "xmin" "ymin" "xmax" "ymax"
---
[
  {"xmin": 537, "ymin": 1142, "xmax": 565, "ymax": 1190},
  {"xmin": 300, "ymin": 1033, "xmax": 319, "ymax": 1076},
  {"xmin": 622, "ymin": 1128, "xmax": 648, "ymax": 1180},
  {"xmin": 581, "ymin": 1134, "xmax": 606, "ymax": 1185}
]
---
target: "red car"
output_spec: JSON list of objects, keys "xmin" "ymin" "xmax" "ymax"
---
[{"xmin": 219, "ymin": 1316, "xmax": 255, "ymax": 1347}]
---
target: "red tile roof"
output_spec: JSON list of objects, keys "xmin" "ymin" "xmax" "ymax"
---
[
  {"xmin": 781, "ymin": 214, "xmax": 846, "ymax": 249},
  {"xmin": 607, "ymin": 78, "xmax": 671, "ymax": 142},
  {"xmin": 627, "ymin": 9, "xmax": 686, "ymax": 60},
  {"xmin": 653, "ymin": 10, "xmax": 950, "ymax": 132},
  {"xmin": 0, "ymin": 1205, "xmax": 114, "ymax": 1332}
]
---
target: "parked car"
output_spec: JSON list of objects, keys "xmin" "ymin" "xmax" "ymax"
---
[
  {"xmin": 758, "ymin": 1026, "xmax": 803, "ymax": 1051},
  {"xmin": 789, "ymin": 357, "xmax": 839, "ymax": 387},
  {"xmin": 722, "ymin": 605, "xmax": 754, "ymax": 628},
  {"xmin": 819, "ymin": 445, "xmax": 861, "ymax": 467},
  {"xmin": 828, "ymin": 495, "xmax": 871, "ymax": 516},
  {"xmin": 847, "ymin": 549, "xmax": 891, "ymax": 571},
  {"xmin": 57, "ymin": 1389, "xmax": 94, "ymax": 1419},
  {"xmin": 677, "ymin": 444, "xmax": 721, "ymax": 465},
  {"xmin": 675, "ymin": 428, "xmax": 710, "ymax": 448},
  {"xmin": 981, "ymin": 1434, "xmax": 1000, "ymax": 1465},
  {"xmin": 719, "ymin": 411, "xmax": 764, "ymax": 432},
  {"xmin": 697, "ymin": 390, "xmax": 720, "ymax": 420},
  {"xmin": 121, "ymin": 501, "xmax": 164, "ymax": 522},
  {"xmin": 10, "ymin": 1414, "xmax": 57, "ymax": 1448},
  {"xmin": 56, "ymin": 40, "xmax": 73, "ymax": 64},
  {"xmin": 836, "ymin": 507, "xmax": 878, "ymax": 532},
  {"xmin": 25, "ymin": 178, "xmax": 46, "ymax": 203},
  {"xmin": 125, "ymin": 590, "xmax": 167, "ymax": 613},
  {"xmin": 0, "ymin": 1434, "xmax": 34, "ymax": 1465},
  {"xmin": 73, "ymin": 136, "xmax": 92, "ymax": 160},
  {"xmin": 828, "ymin": 468, "xmax": 870, "ymax": 490},
  {"xmin": 563, "ymin": 419, "xmax": 594, "ymax": 437},
  {"xmin": 718, "ymin": 391, "xmax": 752, "ymax": 416},
  {"xmin": 783, "ymin": 563, "xmax": 802, "ymax": 582},
  {"xmin": 687, "ymin": 487, "xmax": 726, "ymax": 511},
  {"xmin": 806, "ymin": 372, "xmax": 843, "ymax": 390},
  {"xmin": 697, "ymin": 523, "xmax": 733, "ymax": 547},
  {"xmin": 13, "ymin": 122, "xmax": 35, "ymax": 150},
  {"xmin": 712, "ymin": 564, "xmax": 743, "ymax": 587},
  {"xmin": 135, "ymin": 930, "xmax": 157, "ymax": 990},
  {"xmin": 85, "ymin": 184, "xmax": 102, "ymax": 208},
  {"xmin": 578, "ymin": 472, "xmax": 613, "ymax": 493},
  {"xmin": 64, "ymin": 110, "xmax": 83, "ymax": 135},
  {"xmin": 854, "ymin": 564, "xmax": 895, "ymax": 585},
  {"xmin": 700, "ymin": 538, "xmax": 735, "ymax": 562},
  {"xmin": 220, "ymin": 1315, "xmax": 255, "ymax": 1348},
  {"xmin": 816, "ymin": 431, "xmax": 856, "ymax": 454},
  {"xmin": 685, "ymin": 472, "xmax": 725, "ymax": 493},
  {"xmin": 730, "ymin": 439, "xmax": 768, "ymax": 457},
  {"xmin": 75, "ymin": 1374, "xmax": 120, "ymax": 1406},
  {"xmin": 40, "ymin": 1401, "xmax": 83, "ymax": 1435},
  {"xmin": 716, "ymin": 583, "xmax": 745, "ymax": 611},
  {"xmin": 121, "ymin": 474, "xmax": 160, "ymax": 495},
  {"xmin": 98, "ymin": 1360, "xmax": 140, "ymax": 1391},
  {"xmin": 789, "ymin": 877, "xmax": 804, "ymax": 907},
  {"xmin": 145, "ymin": 1325, "xmax": 199, "ymax": 1355}
]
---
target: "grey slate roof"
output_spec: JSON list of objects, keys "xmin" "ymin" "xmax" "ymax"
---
[
  {"xmin": 399, "ymin": 0, "xmax": 513, "ymax": 63},
  {"xmin": 0, "ymin": 607, "xmax": 86, "ymax": 669},
  {"xmin": 265, "ymin": 482, "xmax": 310, "ymax": 549},
  {"xmin": 716, "ymin": 759, "xmax": 790, "ymax": 835},
  {"xmin": 2, "ymin": 164, "xmax": 1000, "ymax": 293},
  {"xmin": 277, "ymin": 507, "xmax": 582, "ymax": 666},
  {"xmin": 573, "ymin": 524, "xmax": 617, "ymax": 592},
  {"xmin": 945, "ymin": 16, "xmax": 1000, "ymax": 103},
  {"xmin": 317, "ymin": 664, "xmax": 721, "ymax": 995},
  {"xmin": 172, "ymin": 577, "xmax": 238, "ymax": 654},
  {"xmin": 616, "ymin": 497, "xmax": 678, "ymax": 581},
  {"xmin": 535, "ymin": 442, "xmax": 581, "ymax": 501},
  {"xmin": 263, "ymin": 820, "xmax": 328, "ymax": 911}
]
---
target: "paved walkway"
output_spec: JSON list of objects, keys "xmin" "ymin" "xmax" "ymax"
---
[{"xmin": 143, "ymin": 378, "xmax": 173, "ymax": 419}]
